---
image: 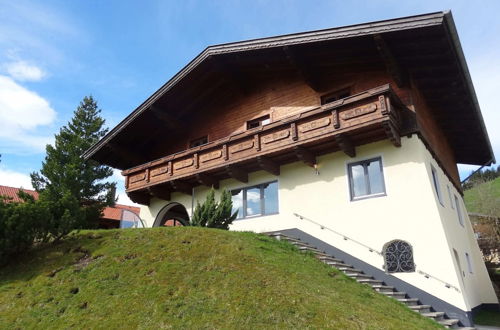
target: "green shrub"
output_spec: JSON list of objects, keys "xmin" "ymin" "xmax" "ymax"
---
[{"xmin": 190, "ymin": 189, "xmax": 238, "ymax": 229}]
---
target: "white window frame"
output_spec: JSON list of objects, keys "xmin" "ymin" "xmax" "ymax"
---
[
  {"xmin": 465, "ymin": 252, "xmax": 474, "ymax": 274},
  {"xmin": 347, "ymin": 157, "xmax": 386, "ymax": 201},
  {"xmin": 454, "ymin": 194, "xmax": 464, "ymax": 227},
  {"xmin": 231, "ymin": 181, "xmax": 279, "ymax": 220},
  {"xmin": 431, "ymin": 165, "xmax": 443, "ymax": 206},
  {"xmin": 447, "ymin": 185, "xmax": 454, "ymax": 209}
]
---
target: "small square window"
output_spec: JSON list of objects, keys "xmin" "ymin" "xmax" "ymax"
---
[
  {"xmin": 321, "ymin": 88, "xmax": 351, "ymax": 105},
  {"xmin": 348, "ymin": 157, "xmax": 386, "ymax": 200},
  {"xmin": 189, "ymin": 136, "xmax": 208, "ymax": 148},
  {"xmin": 247, "ymin": 115, "xmax": 271, "ymax": 130}
]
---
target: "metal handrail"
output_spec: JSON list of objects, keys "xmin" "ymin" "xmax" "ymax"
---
[{"xmin": 293, "ymin": 212, "xmax": 461, "ymax": 292}]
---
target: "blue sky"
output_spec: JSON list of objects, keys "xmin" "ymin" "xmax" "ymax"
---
[{"xmin": 1, "ymin": 0, "xmax": 499, "ymax": 205}]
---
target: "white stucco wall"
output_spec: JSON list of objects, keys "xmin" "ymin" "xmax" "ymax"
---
[{"xmin": 139, "ymin": 136, "xmax": 498, "ymax": 311}]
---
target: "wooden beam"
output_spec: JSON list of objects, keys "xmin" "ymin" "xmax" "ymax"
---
[
  {"xmin": 196, "ymin": 173, "xmax": 219, "ymax": 189},
  {"xmin": 257, "ymin": 156, "xmax": 280, "ymax": 176},
  {"xmin": 225, "ymin": 165, "xmax": 248, "ymax": 183},
  {"xmin": 170, "ymin": 180, "xmax": 193, "ymax": 195},
  {"xmin": 283, "ymin": 46, "xmax": 321, "ymax": 92},
  {"xmin": 373, "ymin": 34, "xmax": 407, "ymax": 88},
  {"xmin": 335, "ymin": 134, "xmax": 356, "ymax": 158},
  {"xmin": 382, "ymin": 121, "xmax": 401, "ymax": 147},
  {"xmin": 127, "ymin": 190, "xmax": 150, "ymax": 206},
  {"xmin": 294, "ymin": 146, "xmax": 316, "ymax": 167},
  {"xmin": 148, "ymin": 185, "xmax": 171, "ymax": 201}
]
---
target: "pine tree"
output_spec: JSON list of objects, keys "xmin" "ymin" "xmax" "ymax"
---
[
  {"xmin": 31, "ymin": 96, "xmax": 116, "ymax": 238},
  {"xmin": 191, "ymin": 189, "xmax": 238, "ymax": 230}
]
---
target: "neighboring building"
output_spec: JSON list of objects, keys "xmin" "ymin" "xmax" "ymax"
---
[
  {"xmin": 84, "ymin": 11, "xmax": 498, "ymax": 326},
  {"xmin": 0, "ymin": 185, "xmax": 141, "ymax": 229}
]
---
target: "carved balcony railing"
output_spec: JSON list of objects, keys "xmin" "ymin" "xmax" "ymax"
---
[{"xmin": 123, "ymin": 84, "xmax": 411, "ymax": 205}]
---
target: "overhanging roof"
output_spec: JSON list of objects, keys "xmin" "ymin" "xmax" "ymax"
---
[{"xmin": 84, "ymin": 11, "xmax": 495, "ymax": 168}]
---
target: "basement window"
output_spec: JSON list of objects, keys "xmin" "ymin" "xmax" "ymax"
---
[
  {"xmin": 189, "ymin": 136, "xmax": 208, "ymax": 148},
  {"xmin": 321, "ymin": 88, "xmax": 351, "ymax": 105},
  {"xmin": 247, "ymin": 115, "xmax": 271, "ymax": 130},
  {"xmin": 347, "ymin": 157, "xmax": 386, "ymax": 201},
  {"xmin": 231, "ymin": 181, "xmax": 278, "ymax": 219}
]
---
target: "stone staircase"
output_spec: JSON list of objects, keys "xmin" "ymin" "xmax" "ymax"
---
[{"xmin": 268, "ymin": 232, "xmax": 475, "ymax": 329}]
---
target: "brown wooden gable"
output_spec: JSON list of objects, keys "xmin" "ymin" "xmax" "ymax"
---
[{"xmin": 84, "ymin": 11, "xmax": 494, "ymax": 173}]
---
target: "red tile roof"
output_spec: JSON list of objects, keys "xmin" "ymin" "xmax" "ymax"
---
[
  {"xmin": 0, "ymin": 185, "xmax": 38, "ymax": 203},
  {"xmin": 0, "ymin": 185, "xmax": 140, "ymax": 221}
]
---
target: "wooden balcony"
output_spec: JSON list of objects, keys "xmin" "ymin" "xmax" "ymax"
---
[{"xmin": 123, "ymin": 84, "xmax": 411, "ymax": 205}]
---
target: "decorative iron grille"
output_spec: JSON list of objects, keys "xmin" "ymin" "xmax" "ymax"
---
[{"xmin": 384, "ymin": 240, "xmax": 415, "ymax": 273}]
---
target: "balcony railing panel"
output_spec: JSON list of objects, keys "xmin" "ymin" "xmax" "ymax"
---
[{"xmin": 123, "ymin": 84, "xmax": 408, "ymax": 198}]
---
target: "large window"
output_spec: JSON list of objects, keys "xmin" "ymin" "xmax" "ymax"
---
[
  {"xmin": 231, "ymin": 181, "xmax": 278, "ymax": 219},
  {"xmin": 431, "ymin": 166, "xmax": 443, "ymax": 205},
  {"xmin": 347, "ymin": 157, "xmax": 386, "ymax": 200}
]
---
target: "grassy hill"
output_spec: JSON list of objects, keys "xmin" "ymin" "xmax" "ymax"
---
[
  {"xmin": 0, "ymin": 227, "xmax": 441, "ymax": 329},
  {"xmin": 464, "ymin": 177, "xmax": 500, "ymax": 216}
]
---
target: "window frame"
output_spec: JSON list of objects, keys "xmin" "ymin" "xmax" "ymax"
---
[
  {"xmin": 231, "ymin": 181, "xmax": 279, "ymax": 220},
  {"xmin": 465, "ymin": 252, "xmax": 474, "ymax": 274},
  {"xmin": 431, "ymin": 165, "xmax": 444, "ymax": 206},
  {"xmin": 447, "ymin": 185, "xmax": 454, "ymax": 209},
  {"xmin": 321, "ymin": 87, "xmax": 351, "ymax": 105},
  {"xmin": 454, "ymin": 194, "xmax": 464, "ymax": 227},
  {"xmin": 246, "ymin": 115, "xmax": 271, "ymax": 130},
  {"xmin": 347, "ymin": 157, "xmax": 386, "ymax": 201},
  {"xmin": 189, "ymin": 135, "xmax": 208, "ymax": 149}
]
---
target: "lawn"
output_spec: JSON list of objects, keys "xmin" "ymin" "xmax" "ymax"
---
[{"xmin": 0, "ymin": 227, "xmax": 442, "ymax": 329}]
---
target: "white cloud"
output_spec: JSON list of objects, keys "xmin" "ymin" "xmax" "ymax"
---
[
  {"xmin": 4, "ymin": 61, "xmax": 46, "ymax": 81},
  {"xmin": 111, "ymin": 169, "xmax": 139, "ymax": 206},
  {"xmin": 0, "ymin": 168, "xmax": 34, "ymax": 190},
  {"xmin": 0, "ymin": 75, "xmax": 56, "ymax": 152}
]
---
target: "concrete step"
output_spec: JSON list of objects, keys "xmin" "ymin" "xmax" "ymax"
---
[
  {"xmin": 381, "ymin": 291, "xmax": 407, "ymax": 298},
  {"xmin": 346, "ymin": 273, "xmax": 373, "ymax": 280},
  {"xmin": 341, "ymin": 268, "xmax": 364, "ymax": 275},
  {"xmin": 372, "ymin": 285, "xmax": 395, "ymax": 293},
  {"xmin": 297, "ymin": 246, "xmax": 324, "ymax": 253},
  {"xmin": 397, "ymin": 298, "xmax": 419, "ymax": 306},
  {"xmin": 317, "ymin": 256, "xmax": 344, "ymax": 263},
  {"xmin": 439, "ymin": 318, "xmax": 460, "ymax": 328},
  {"xmin": 323, "ymin": 261, "xmax": 353, "ymax": 268},
  {"xmin": 357, "ymin": 279, "xmax": 384, "ymax": 286},
  {"xmin": 289, "ymin": 241, "xmax": 314, "ymax": 248},
  {"xmin": 422, "ymin": 311, "xmax": 445, "ymax": 321},
  {"xmin": 409, "ymin": 304, "xmax": 431, "ymax": 314}
]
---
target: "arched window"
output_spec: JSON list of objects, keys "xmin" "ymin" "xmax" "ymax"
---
[
  {"xmin": 383, "ymin": 240, "xmax": 415, "ymax": 273},
  {"xmin": 153, "ymin": 202, "xmax": 190, "ymax": 227}
]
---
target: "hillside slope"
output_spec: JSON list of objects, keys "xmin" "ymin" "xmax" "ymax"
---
[
  {"xmin": 0, "ymin": 228, "xmax": 441, "ymax": 329},
  {"xmin": 464, "ymin": 177, "xmax": 500, "ymax": 216}
]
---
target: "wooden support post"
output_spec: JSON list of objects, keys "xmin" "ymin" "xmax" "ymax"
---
[
  {"xmin": 290, "ymin": 122, "xmax": 298, "ymax": 141},
  {"xmin": 127, "ymin": 190, "xmax": 150, "ymax": 206},
  {"xmin": 257, "ymin": 156, "xmax": 280, "ymax": 176},
  {"xmin": 335, "ymin": 134, "xmax": 356, "ymax": 158},
  {"xmin": 170, "ymin": 180, "xmax": 193, "ymax": 195},
  {"xmin": 382, "ymin": 121, "xmax": 401, "ymax": 147},
  {"xmin": 294, "ymin": 146, "xmax": 316, "ymax": 167},
  {"xmin": 332, "ymin": 110, "xmax": 340, "ymax": 129},
  {"xmin": 373, "ymin": 34, "xmax": 407, "ymax": 88},
  {"xmin": 148, "ymin": 185, "xmax": 171, "ymax": 201},
  {"xmin": 225, "ymin": 165, "xmax": 248, "ymax": 183},
  {"xmin": 196, "ymin": 173, "xmax": 219, "ymax": 189}
]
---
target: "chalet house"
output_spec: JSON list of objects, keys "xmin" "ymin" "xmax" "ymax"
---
[
  {"xmin": 0, "ymin": 185, "xmax": 141, "ymax": 229},
  {"xmin": 84, "ymin": 12, "xmax": 498, "ymax": 327}
]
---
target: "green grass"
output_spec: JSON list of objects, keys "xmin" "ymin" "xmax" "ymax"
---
[
  {"xmin": 474, "ymin": 309, "xmax": 500, "ymax": 326},
  {"xmin": 0, "ymin": 227, "xmax": 442, "ymax": 329},
  {"xmin": 464, "ymin": 177, "xmax": 500, "ymax": 216}
]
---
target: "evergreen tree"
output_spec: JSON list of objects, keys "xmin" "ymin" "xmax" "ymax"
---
[
  {"xmin": 191, "ymin": 189, "xmax": 238, "ymax": 230},
  {"xmin": 31, "ymin": 96, "xmax": 116, "ymax": 238}
]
